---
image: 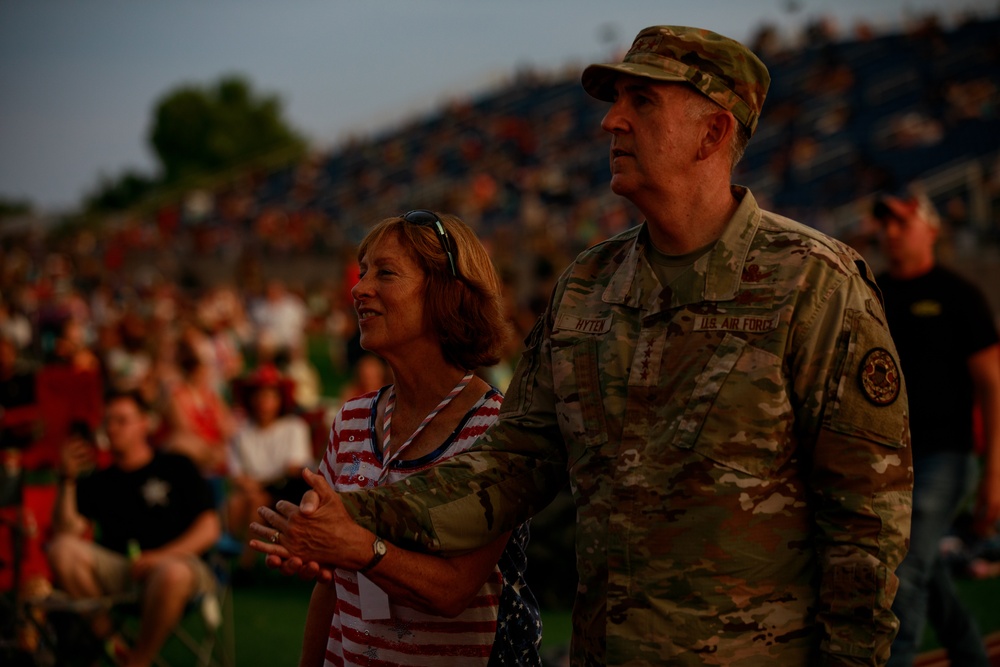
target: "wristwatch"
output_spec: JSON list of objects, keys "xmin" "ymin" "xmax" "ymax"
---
[{"xmin": 359, "ymin": 535, "xmax": 387, "ymax": 574}]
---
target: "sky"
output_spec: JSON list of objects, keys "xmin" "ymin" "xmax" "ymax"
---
[{"xmin": 1, "ymin": 0, "xmax": 995, "ymax": 213}]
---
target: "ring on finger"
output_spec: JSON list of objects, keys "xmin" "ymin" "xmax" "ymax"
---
[{"xmin": 270, "ymin": 531, "xmax": 281, "ymax": 544}]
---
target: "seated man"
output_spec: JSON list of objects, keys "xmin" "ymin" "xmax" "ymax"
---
[{"xmin": 48, "ymin": 390, "xmax": 221, "ymax": 667}]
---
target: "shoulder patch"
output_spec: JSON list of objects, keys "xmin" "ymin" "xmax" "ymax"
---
[
  {"xmin": 828, "ymin": 309, "xmax": 907, "ymax": 446},
  {"xmin": 857, "ymin": 347, "xmax": 901, "ymax": 407}
]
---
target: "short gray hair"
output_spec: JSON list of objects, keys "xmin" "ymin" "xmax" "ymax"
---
[{"xmin": 686, "ymin": 93, "xmax": 750, "ymax": 171}]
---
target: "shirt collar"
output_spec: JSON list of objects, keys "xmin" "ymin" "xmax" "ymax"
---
[{"xmin": 603, "ymin": 186, "xmax": 761, "ymax": 311}]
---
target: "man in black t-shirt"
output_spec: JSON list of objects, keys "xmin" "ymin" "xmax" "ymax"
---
[
  {"xmin": 874, "ymin": 190, "xmax": 1000, "ymax": 667},
  {"xmin": 49, "ymin": 390, "xmax": 221, "ymax": 667}
]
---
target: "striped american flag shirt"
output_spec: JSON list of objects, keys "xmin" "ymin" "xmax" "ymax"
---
[{"xmin": 318, "ymin": 386, "xmax": 541, "ymax": 667}]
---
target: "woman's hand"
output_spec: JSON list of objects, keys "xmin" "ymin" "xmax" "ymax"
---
[{"xmin": 249, "ymin": 469, "xmax": 370, "ymax": 580}]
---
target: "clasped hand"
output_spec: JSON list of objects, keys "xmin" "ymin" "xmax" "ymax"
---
[{"xmin": 249, "ymin": 468, "xmax": 370, "ymax": 583}]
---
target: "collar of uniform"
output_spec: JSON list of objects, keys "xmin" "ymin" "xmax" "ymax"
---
[
  {"xmin": 700, "ymin": 186, "xmax": 760, "ymax": 302},
  {"xmin": 602, "ymin": 186, "xmax": 761, "ymax": 309},
  {"xmin": 602, "ymin": 227, "xmax": 647, "ymax": 308}
]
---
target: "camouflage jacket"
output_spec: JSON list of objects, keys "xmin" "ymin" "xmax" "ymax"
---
[{"xmin": 341, "ymin": 188, "xmax": 912, "ymax": 666}]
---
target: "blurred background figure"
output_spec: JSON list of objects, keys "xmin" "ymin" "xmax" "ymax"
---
[
  {"xmin": 0, "ymin": 334, "xmax": 36, "ymax": 416},
  {"xmin": 163, "ymin": 336, "xmax": 236, "ymax": 477},
  {"xmin": 226, "ymin": 364, "xmax": 312, "ymax": 575},
  {"xmin": 101, "ymin": 310, "xmax": 152, "ymax": 395},
  {"xmin": 337, "ymin": 352, "xmax": 389, "ymax": 404},
  {"xmin": 46, "ymin": 318, "xmax": 100, "ymax": 374},
  {"xmin": 196, "ymin": 286, "xmax": 247, "ymax": 397},
  {"xmin": 48, "ymin": 390, "xmax": 220, "ymax": 667},
  {"xmin": 276, "ymin": 343, "xmax": 322, "ymax": 412},
  {"xmin": 0, "ymin": 298, "xmax": 32, "ymax": 353},
  {"xmin": 873, "ymin": 187, "xmax": 1000, "ymax": 667},
  {"xmin": 250, "ymin": 280, "xmax": 307, "ymax": 364}
]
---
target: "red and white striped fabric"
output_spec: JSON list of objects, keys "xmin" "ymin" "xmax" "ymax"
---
[{"xmin": 318, "ymin": 387, "xmax": 505, "ymax": 667}]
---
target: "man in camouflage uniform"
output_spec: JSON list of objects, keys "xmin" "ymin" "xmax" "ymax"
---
[{"xmin": 256, "ymin": 26, "xmax": 912, "ymax": 666}]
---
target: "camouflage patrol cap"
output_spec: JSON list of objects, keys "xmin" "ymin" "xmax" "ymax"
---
[{"xmin": 582, "ymin": 25, "xmax": 770, "ymax": 135}]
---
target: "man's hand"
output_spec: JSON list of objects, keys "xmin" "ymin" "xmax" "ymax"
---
[
  {"xmin": 248, "ymin": 469, "xmax": 370, "ymax": 581},
  {"xmin": 59, "ymin": 437, "xmax": 96, "ymax": 480}
]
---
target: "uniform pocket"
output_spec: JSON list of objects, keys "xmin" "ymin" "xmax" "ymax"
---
[
  {"xmin": 550, "ymin": 335, "xmax": 610, "ymax": 452},
  {"xmin": 501, "ymin": 316, "xmax": 544, "ymax": 420},
  {"xmin": 675, "ymin": 333, "xmax": 794, "ymax": 478},
  {"xmin": 573, "ymin": 338, "xmax": 609, "ymax": 447}
]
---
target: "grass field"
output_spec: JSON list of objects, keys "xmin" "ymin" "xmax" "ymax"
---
[
  {"xmin": 223, "ymin": 570, "xmax": 574, "ymax": 665},
  {"xmin": 201, "ymin": 565, "xmax": 998, "ymax": 665},
  {"xmin": 20, "ymin": 565, "xmax": 996, "ymax": 666}
]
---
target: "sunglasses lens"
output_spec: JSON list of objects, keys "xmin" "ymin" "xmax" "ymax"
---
[
  {"xmin": 402, "ymin": 210, "xmax": 458, "ymax": 278},
  {"xmin": 403, "ymin": 210, "xmax": 438, "ymax": 225}
]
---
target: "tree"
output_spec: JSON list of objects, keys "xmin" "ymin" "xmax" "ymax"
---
[
  {"xmin": 84, "ymin": 170, "xmax": 157, "ymax": 212},
  {"xmin": 149, "ymin": 75, "xmax": 306, "ymax": 184},
  {"xmin": 0, "ymin": 197, "xmax": 33, "ymax": 219}
]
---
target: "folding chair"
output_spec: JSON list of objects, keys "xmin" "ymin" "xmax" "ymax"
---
[
  {"xmin": 129, "ymin": 476, "xmax": 244, "ymax": 667},
  {"xmin": 117, "ymin": 544, "xmax": 237, "ymax": 667},
  {"xmin": 28, "ymin": 540, "xmax": 237, "ymax": 667}
]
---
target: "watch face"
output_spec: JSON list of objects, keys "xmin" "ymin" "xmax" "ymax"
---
[{"xmin": 374, "ymin": 538, "xmax": 387, "ymax": 556}]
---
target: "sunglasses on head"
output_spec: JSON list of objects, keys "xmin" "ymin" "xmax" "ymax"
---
[{"xmin": 403, "ymin": 209, "xmax": 458, "ymax": 278}]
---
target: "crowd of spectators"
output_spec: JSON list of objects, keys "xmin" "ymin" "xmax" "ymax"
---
[
  {"xmin": 0, "ymin": 10, "xmax": 998, "ymax": 655},
  {"xmin": 5, "ymin": 12, "xmax": 997, "ymax": 329}
]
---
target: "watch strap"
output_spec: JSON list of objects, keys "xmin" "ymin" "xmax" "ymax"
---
[{"xmin": 359, "ymin": 536, "xmax": 386, "ymax": 574}]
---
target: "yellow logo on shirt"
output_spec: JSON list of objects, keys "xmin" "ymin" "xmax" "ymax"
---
[{"xmin": 910, "ymin": 300, "xmax": 942, "ymax": 317}]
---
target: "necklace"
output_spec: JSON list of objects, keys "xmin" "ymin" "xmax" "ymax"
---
[{"xmin": 378, "ymin": 370, "xmax": 473, "ymax": 484}]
